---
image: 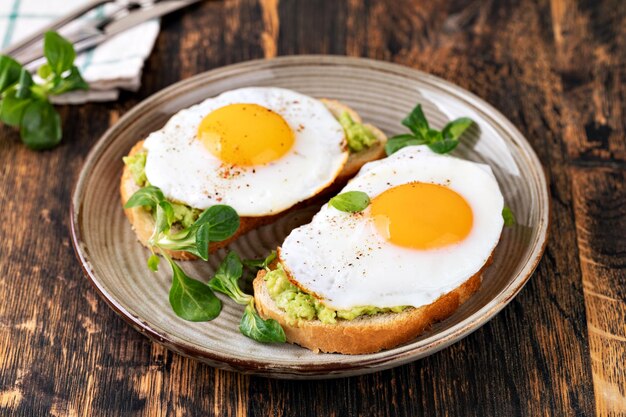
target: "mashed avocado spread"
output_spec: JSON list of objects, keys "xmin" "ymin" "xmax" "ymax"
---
[
  {"xmin": 123, "ymin": 152, "xmax": 148, "ymax": 187},
  {"xmin": 338, "ymin": 111, "xmax": 379, "ymax": 153},
  {"xmin": 264, "ymin": 264, "xmax": 407, "ymax": 325},
  {"xmin": 123, "ymin": 152, "xmax": 200, "ymax": 228}
]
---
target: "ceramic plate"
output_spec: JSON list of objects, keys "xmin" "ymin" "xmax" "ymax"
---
[{"xmin": 70, "ymin": 56, "xmax": 549, "ymax": 379}]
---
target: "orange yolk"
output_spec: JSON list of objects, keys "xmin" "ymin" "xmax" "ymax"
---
[
  {"xmin": 197, "ymin": 103, "xmax": 295, "ymax": 166},
  {"xmin": 370, "ymin": 182, "xmax": 473, "ymax": 250}
]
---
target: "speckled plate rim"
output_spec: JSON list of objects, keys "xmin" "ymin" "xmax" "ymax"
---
[{"xmin": 70, "ymin": 55, "xmax": 550, "ymax": 379}]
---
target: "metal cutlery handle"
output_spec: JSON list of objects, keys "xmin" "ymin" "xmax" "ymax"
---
[
  {"xmin": 1, "ymin": 0, "xmax": 113, "ymax": 58},
  {"xmin": 7, "ymin": 0, "xmax": 203, "ymax": 69}
]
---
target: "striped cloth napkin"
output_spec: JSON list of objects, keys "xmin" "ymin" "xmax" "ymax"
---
[{"xmin": 0, "ymin": 0, "xmax": 160, "ymax": 103}]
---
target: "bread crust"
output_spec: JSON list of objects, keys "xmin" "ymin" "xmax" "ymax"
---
[
  {"xmin": 120, "ymin": 100, "xmax": 387, "ymax": 260},
  {"xmin": 253, "ymin": 260, "xmax": 489, "ymax": 354}
]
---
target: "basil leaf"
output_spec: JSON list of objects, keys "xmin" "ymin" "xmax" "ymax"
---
[
  {"xmin": 0, "ymin": 88, "xmax": 32, "ymax": 127},
  {"xmin": 167, "ymin": 258, "xmax": 221, "ymax": 322},
  {"xmin": 208, "ymin": 251, "xmax": 249, "ymax": 305},
  {"xmin": 19, "ymin": 99, "xmax": 61, "ymax": 150},
  {"xmin": 49, "ymin": 66, "xmax": 89, "ymax": 95},
  {"xmin": 243, "ymin": 250, "xmax": 277, "ymax": 269},
  {"xmin": 15, "ymin": 69, "xmax": 33, "ymax": 100},
  {"xmin": 124, "ymin": 185, "xmax": 165, "ymax": 209},
  {"xmin": 442, "ymin": 117, "xmax": 473, "ymax": 140},
  {"xmin": 193, "ymin": 204, "xmax": 240, "ymax": 242},
  {"xmin": 329, "ymin": 191, "xmax": 371, "ymax": 213},
  {"xmin": 239, "ymin": 301, "xmax": 286, "ymax": 343},
  {"xmin": 401, "ymin": 104, "xmax": 429, "ymax": 137},
  {"xmin": 385, "ymin": 134, "xmax": 425, "ymax": 156},
  {"xmin": 502, "ymin": 206, "xmax": 516, "ymax": 227},
  {"xmin": 0, "ymin": 55, "xmax": 22, "ymax": 93},
  {"xmin": 44, "ymin": 31, "xmax": 76, "ymax": 75},
  {"xmin": 147, "ymin": 254, "xmax": 160, "ymax": 272}
]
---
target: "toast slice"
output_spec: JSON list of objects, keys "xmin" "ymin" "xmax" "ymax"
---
[
  {"xmin": 120, "ymin": 99, "xmax": 387, "ymax": 260},
  {"xmin": 253, "ymin": 260, "xmax": 488, "ymax": 354}
]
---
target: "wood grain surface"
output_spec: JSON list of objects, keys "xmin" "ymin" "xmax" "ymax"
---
[{"xmin": 0, "ymin": 0, "xmax": 624, "ymax": 415}]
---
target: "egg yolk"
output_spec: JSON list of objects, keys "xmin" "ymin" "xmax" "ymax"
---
[
  {"xmin": 370, "ymin": 182, "xmax": 473, "ymax": 250},
  {"xmin": 197, "ymin": 103, "xmax": 295, "ymax": 166}
]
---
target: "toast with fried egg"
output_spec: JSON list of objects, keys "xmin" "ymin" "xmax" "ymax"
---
[
  {"xmin": 253, "ymin": 262, "xmax": 486, "ymax": 354},
  {"xmin": 120, "ymin": 98, "xmax": 387, "ymax": 260},
  {"xmin": 251, "ymin": 145, "xmax": 505, "ymax": 354}
]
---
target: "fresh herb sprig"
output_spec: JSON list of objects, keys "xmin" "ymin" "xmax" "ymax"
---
[
  {"xmin": 329, "ymin": 191, "xmax": 370, "ymax": 213},
  {"xmin": 124, "ymin": 186, "xmax": 240, "ymax": 321},
  {"xmin": 385, "ymin": 104, "xmax": 473, "ymax": 156},
  {"xmin": 0, "ymin": 31, "xmax": 88, "ymax": 150},
  {"xmin": 209, "ymin": 252, "xmax": 286, "ymax": 343}
]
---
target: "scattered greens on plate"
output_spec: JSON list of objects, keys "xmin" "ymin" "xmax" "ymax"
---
[{"xmin": 123, "ymin": 100, "xmax": 515, "ymax": 345}]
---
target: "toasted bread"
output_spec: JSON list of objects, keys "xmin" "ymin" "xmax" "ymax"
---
[
  {"xmin": 120, "ymin": 100, "xmax": 387, "ymax": 260},
  {"xmin": 253, "ymin": 260, "xmax": 488, "ymax": 354}
]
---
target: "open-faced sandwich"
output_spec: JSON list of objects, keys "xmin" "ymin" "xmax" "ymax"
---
[
  {"xmin": 121, "ymin": 87, "xmax": 386, "ymax": 260},
  {"xmin": 253, "ymin": 144, "xmax": 505, "ymax": 354},
  {"xmin": 122, "ymin": 92, "xmax": 513, "ymax": 352}
]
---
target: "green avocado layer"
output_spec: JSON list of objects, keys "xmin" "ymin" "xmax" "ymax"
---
[
  {"xmin": 338, "ymin": 111, "xmax": 379, "ymax": 153},
  {"xmin": 264, "ymin": 264, "xmax": 407, "ymax": 325},
  {"xmin": 123, "ymin": 152, "xmax": 201, "ymax": 228},
  {"xmin": 122, "ymin": 152, "xmax": 147, "ymax": 187}
]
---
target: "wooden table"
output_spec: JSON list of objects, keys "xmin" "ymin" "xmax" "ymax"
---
[{"xmin": 1, "ymin": 0, "xmax": 624, "ymax": 415}]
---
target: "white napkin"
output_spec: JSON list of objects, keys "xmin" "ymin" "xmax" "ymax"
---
[{"xmin": 0, "ymin": 0, "xmax": 160, "ymax": 103}]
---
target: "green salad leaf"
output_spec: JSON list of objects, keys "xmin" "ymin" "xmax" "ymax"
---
[
  {"xmin": 502, "ymin": 206, "xmax": 516, "ymax": 227},
  {"xmin": 20, "ymin": 99, "xmax": 61, "ymax": 150},
  {"xmin": 386, "ymin": 103, "xmax": 474, "ymax": 155},
  {"xmin": 243, "ymin": 250, "xmax": 277, "ymax": 270},
  {"xmin": 401, "ymin": 103, "xmax": 429, "ymax": 136},
  {"xmin": 209, "ymin": 251, "xmax": 286, "ymax": 343},
  {"xmin": 167, "ymin": 257, "xmax": 222, "ymax": 322},
  {"xmin": 44, "ymin": 31, "xmax": 76, "ymax": 75},
  {"xmin": 156, "ymin": 204, "xmax": 239, "ymax": 261},
  {"xmin": 384, "ymin": 133, "xmax": 425, "ymax": 155},
  {"xmin": 329, "ymin": 191, "xmax": 371, "ymax": 213},
  {"xmin": 240, "ymin": 300, "xmax": 286, "ymax": 343},
  {"xmin": 208, "ymin": 251, "xmax": 248, "ymax": 304},
  {"xmin": 147, "ymin": 254, "xmax": 160, "ymax": 272},
  {"xmin": 125, "ymin": 185, "xmax": 241, "ymax": 322},
  {"xmin": 124, "ymin": 185, "xmax": 166, "ymax": 210},
  {"xmin": 0, "ymin": 31, "xmax": 88, "ymax": 150}
]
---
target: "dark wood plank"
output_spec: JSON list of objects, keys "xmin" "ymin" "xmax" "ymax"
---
[
  {"xmin": 1, "ymin": 0, "xmax": 624, "ymax": 415},
  {"xmin": 550, "ymin": 0, "xmax": 626, "ymax": 163},
  {"xmin": 572, "ymin": 167, "xmax": 626, "ymax": 415}
]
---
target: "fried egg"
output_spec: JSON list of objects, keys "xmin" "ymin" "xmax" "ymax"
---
[
  {"xmin": 279, "ymin": 145, "xmax": 504, "ymax": 310},
  {"xmin": 143, "ymin": 87, "xmax": 348, "ymax": 217}
]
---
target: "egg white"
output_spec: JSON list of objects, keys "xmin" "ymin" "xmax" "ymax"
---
[
  {"xmin": 142, "ymin": 87, "xmax": 348, "ymax": 217},
  {"xmin": 279, "ymin": 146, "xmax": 505, "ymax": 310}
]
